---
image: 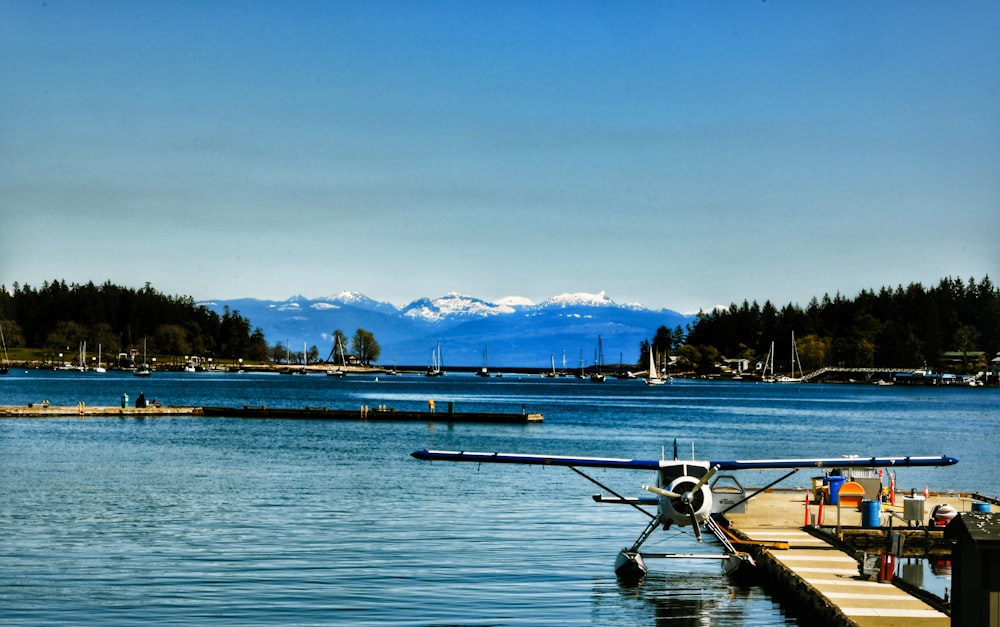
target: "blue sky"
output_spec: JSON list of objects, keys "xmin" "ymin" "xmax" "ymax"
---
[{"xmin": 2, "ymin": 1, "xmax": 998, "ymax": 313}]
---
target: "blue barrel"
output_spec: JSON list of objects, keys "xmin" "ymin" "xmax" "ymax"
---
[
  {"xmin": 861, "ymin": 499, "xmax": 881, "ymax": 528},
  {"xmin": 972, "ymin": 502, "xmax": 991, "ymax": 513},
  {"xmin": 825, "ymin": 476, "xmax": 846, "ymax": 505}
]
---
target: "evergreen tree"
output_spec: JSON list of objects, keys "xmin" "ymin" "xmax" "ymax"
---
[{"xmin": 679, "ymin": 275, "xmax": 997, "ymax": 372}]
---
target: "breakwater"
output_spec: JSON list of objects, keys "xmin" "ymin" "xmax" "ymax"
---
[{"xmin": 0, "ymin": 403, "xmax": 542, "ymax": 423}]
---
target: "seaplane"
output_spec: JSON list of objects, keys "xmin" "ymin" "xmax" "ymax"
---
[{"xmin": 410, "ymin": 444, "xmax": 958, "ymax": 584}]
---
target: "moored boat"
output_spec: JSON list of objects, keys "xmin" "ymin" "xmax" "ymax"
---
[{"xmin": 645, "ymin": 346, "xmax": 667, "ymax": 386}]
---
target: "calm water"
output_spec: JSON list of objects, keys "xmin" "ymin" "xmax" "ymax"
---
[{"xmin": 1, "ymin": 370, "xmax": 997, "ymax": 625}]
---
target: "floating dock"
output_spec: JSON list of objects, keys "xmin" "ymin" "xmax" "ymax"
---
[
  {"xmin": 0, "ymin": 404, "xmax": 198, "ymax": 417},
  {"xmin": 722, "ymin": 489, "xmax": 988, "ymax": 626},
  {"xmin": 0, "ymin": 404, "xmax": 542, "ymax": 423},
  {"xmin": 200, "ymin": 405, "xmax": 542, "ymax": 423}
]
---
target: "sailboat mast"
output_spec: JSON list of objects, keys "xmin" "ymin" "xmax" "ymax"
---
[{"xmin": 0, "ymin": 323, "xmax": 8, "ymax": 373}]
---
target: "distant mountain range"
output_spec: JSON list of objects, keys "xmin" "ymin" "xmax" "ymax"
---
[{"xmin": 201, "ymin": 291, "xmax": 694, "ymax": 369}]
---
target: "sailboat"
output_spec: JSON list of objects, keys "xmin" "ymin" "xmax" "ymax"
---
[
  {"xmin": 327, "ymin": 336, "xmax": 348, "ymax": 377},
  {"xmin": 0, "ymin": 323, "xmax": 9, "ymax": 375},
  {"xmin": 544, "ymin": 354, "xmax": 556, "ymax": 378},
  {"xmin": 615, "ymin": 351, "xmax": 637, "ymax": 379},
  {"xmin": 425, "ymin": 342, "xmax": 444, "ymax": 377},
  {"xmin": 134, "ymin": 339, "xmax": 152, "ymax": 376},
  {"xmin": 760, "ymin": 341, "xmax": 776, "ymax": 382},
  {"xmin": 93, "ymin": 343, "xmax": 106, "ymax": 373},
  {"xmin": 645, "ymin": 346, "xmax": 667, "ymax": 386},
  {"xmin": 384, "ymin": 353, "xmax": 400, "ymax": 376},
  {"xmin": 762, "ymin": 334, "xmax": 803, "ymax": 383},
  {"xmin": 75, "ymin": 341, "xmax": 88, "ymax": 372},
  {"xmin": 476, "ymin": 345, "xmax": 490, "ymax": 377},
  {"xmin": 590, "ymin": 336, "xmax": 606, "ymax": 382},
  {"xmin": 775, "ymin": 332, "xmax": 804, "ymax": 383},
  {"xmin": 296, "ymin": 341, "xmax": 310, "ymax": 374}
]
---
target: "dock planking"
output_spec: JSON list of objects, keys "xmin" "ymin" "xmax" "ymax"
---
[
  {"xmin": 0, "ymin": 404, "xmax": 197, "ymax": 417},
  {"xmin": 724, "ymin": 490, "xmax": 955, "ymax": 626}
]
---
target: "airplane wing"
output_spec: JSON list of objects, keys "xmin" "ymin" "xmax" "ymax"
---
[
  {"xmin": 410, "ymin": 449, "xmax": 661, "ymax": 469},
  {"xmin": 411, "ymin": 449, "xmax": 958, "ymax": 470},
  {"xmin": 710, "ymin": 455, "xmax": 958, "ymax": 470}
]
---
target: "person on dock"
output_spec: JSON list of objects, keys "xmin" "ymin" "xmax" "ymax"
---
[{"xmin": 136, "ymin": 391, "xmax": 147, "ymax": 408}]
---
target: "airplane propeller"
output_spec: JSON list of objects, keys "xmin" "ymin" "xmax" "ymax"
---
[
  {"xmin": 689, "ymin": 464, "xmax": 719, "ymax": 494},
  {"xmin": 640, "ymin": 484, "xmax": 680, "ymax": 498},
  {"xmin": 642, "ymin": 465, "xmax": 719, "ymax": 541}
]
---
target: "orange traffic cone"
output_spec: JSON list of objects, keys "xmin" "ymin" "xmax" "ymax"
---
[{"xmin": 804, "ymin": 490, "xmax": 810, "ymax": 526}]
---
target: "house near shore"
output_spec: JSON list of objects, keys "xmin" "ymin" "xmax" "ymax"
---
[
  {"xmin": 721, "ymin": 358, "xmax": 750, "ymax": 375},
  {"xmin": 940, "ymin": 350, "xmax": 986, "ymax": 368}
]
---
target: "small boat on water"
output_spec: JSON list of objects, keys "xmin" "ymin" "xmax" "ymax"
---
[
  {"xmin": 543, "ymin": 354, "xmax": 556, "ymax": 378},
  {"xmin": 775, "ymin": 332, "xmax": 804, "ymax": 383},
  {"xmin": 645, "ymin": 346, "xmax": 667, "ymax": 386},
  {"xmin": 476, "ymin": 345, "xmax": 491, "ymax": 377},
  {"xmin": 762, "ymin": 333, "xmax": 803, "ymax": 383},
  {"xmin": 590, "ymin": 336, "xmax": 606, "ymax": 383},
  {"xmin": 425, "ymin": 343, "xmax": 444, "ymax": 377},
  {"xmin": 614, "ymin": 352, "xmax": 636, "ymax": 379},
  {"xmin": 134, "ymin": 339, "xmax": 152, "ymax": 377},
  {"xmin": 383, "ymin": 353, "xmax": 400, "ymax": 375},
  {"xmin": 327, "ymin": 336, "xmax": 348, "ymax": 377},
  {"xmin": 74, "ymin": 341, "xmax": 88, "ymax": 372},
  {"xmin": 93, "ymin": 344, "xmax": 106, "ymax": 373}
]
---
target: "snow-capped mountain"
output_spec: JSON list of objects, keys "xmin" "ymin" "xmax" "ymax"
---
[
  {"xmin": 400, "ymin": 292, "xmax": 518, "ymax": 321},
  {"xmin": 201, "ymin": 291, "xmax": 694, "ymax": 368},
  {"xmin": 541, "ymin": 290, "xmax": 616, "ymax": 307},
  {"xmin": 496, "ymin": 296, "xmax": 534, "ymax": 308}
]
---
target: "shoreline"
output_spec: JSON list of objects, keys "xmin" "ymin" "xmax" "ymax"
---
[{"xmin": 2, "ymin": 362, "xmax": 995, "ymax": 386}]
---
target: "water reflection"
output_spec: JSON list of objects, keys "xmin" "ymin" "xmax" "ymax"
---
[{"xmin": 610, "ymin": 572, "xmax": 795, "ymax": 626}]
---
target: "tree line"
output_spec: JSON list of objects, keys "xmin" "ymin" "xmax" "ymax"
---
[
  {"xmin": 0, "ymin": 280, "xmax": 268, "ymax": 362},
  {"xmin": 4, "ymin": 276, "xmax": 995, "ymax": 374},
  {"xmin": 674, "ymin": 275, "xmax": 998, "ymax": 374}
]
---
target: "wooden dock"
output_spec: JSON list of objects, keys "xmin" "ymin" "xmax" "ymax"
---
[
  {"xmin": 723, "ymin": 489, "xmax": 966, "ymax": 626},
  {"xmin": 0, "ymin": 404, "xmax": 199, "ymax": 417},
  {"xmin": 200, "ymin": 405, "xmax": 542, "ymax": 423},
  {"xmin": 0, "ymin": 404, "xmax": 542, "ymax": 423}
]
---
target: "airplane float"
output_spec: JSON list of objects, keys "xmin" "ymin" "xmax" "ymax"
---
[{"xmin": 411, "ymin": 444, "xmax": 958, "ymax": 584}]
